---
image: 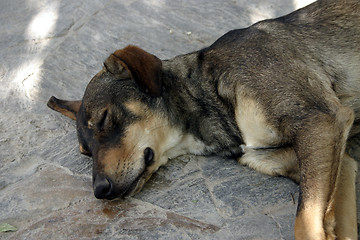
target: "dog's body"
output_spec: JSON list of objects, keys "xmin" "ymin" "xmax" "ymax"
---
[{"xmin": 48, "ymin": 0, "xmax": 360, "ymax": 239}]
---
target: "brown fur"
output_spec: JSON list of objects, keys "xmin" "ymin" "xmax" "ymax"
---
[
  {"xmin": 106, "ymin": 45, "xmax": 163, "ymax": 97},
  {"xmin": 48, "ymin": 0, "xmax": 360, "ymax": 239}
]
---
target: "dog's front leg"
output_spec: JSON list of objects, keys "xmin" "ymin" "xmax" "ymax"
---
[{"xmin": 294, "ymin": 106, "xmax": 354, "ymax": 240}]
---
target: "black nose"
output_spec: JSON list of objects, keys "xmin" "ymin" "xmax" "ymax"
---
[{"xmin": 93, "ymin": 175, "xmax": 114, "ymax": 199}]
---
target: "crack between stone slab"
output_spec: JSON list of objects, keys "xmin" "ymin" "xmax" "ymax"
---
[
  {"xmin": 67, "ymin": 0, "xmax": 114, "ymax": 34},
  {"xmin": 5, "ymin": 29, "xmax": 69, "ymax": 51},
  {"xmin": 40, "ymin": 162, "xmax": 92, "ymax": 181},
  {"xmin": 129, "ymin": 197, "xmax": 221, "ymax": 233},
  {"xmin": 195, "ymin": 158, "xmax": 233, "ymax": 222},
  {"xmin": 194, "ymin": 158, "xmax": 269, "ymax": 222},
  {"xmin": 268, "ymin": 214, "xmax": 285, "ymax": 240},
  {"xmin": 39, "ymin": 0, "xmax": 113, "ymax": 60},
  {"xmin": 21, "ymin": 72, "xmax": 35, "ymax": 86}
]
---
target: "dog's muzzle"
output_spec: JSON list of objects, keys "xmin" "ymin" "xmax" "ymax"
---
[{"xmin": 93, "ymin": 147, "xmax": 155, "ymax": 200}]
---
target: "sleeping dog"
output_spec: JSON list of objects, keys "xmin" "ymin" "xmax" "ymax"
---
[{"xmin": 48, "ymin": 0, "xmax": 360, "ymax": 239}]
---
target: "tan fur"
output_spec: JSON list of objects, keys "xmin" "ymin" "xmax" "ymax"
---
[
  {"xmin": 333, "ymin": 154, "xmax": 358, "ymax": 240},
  {"xmin": 295, "ymin": 154, "xmax": 358, "ymax": 240},
  {"xmin": 294, "ymin": 104, "xmax": 355, "ymax": 240},
  {"xmin": 235, "ymin": 86, "xmax": 283, "ymax": 147},
  {"xmin": 98, "ymin": 101, "xmax": 210, "ymax": 193},
  {"xmin": 234, "ymin": 86, "xmax": 357, "ymax": 239},
  {"xmin": 235, "ymin": 87, "xmax": 300, "ymax": 181},
  {"xmin": 324, "ymin": 106, "xmax": 355, "ymax": 240},
  {"xmin": 124, "ymin": 101, "xmax": 210, "ymax": 158},
  {"xmin": 239, "ymin": 147, "xmax": 299, "ymax": 182},
  {"xmin": 295, "ymin": 202, "xmax": 328, "ymax": 240}
]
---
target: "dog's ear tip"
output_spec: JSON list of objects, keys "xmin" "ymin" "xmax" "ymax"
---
[
  {"xmin": 47, "ymin": 96, "xmax": 58, "ymax": 109},
  {"xmin": 48, "ymin": 95, "xmax": 57, "ymax": 101},
  {"xmin": 46, "ymin": 97, "xmax": 82, "ymax": 120}
]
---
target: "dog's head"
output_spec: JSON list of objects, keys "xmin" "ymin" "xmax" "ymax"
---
[{"xmin": 48, "ymin": 46, "xmax": 181, "ymax": 200}]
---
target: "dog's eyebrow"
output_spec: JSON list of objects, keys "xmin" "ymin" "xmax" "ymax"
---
[{"xmin": 124, "ymin": 101, "xmax": 146, "ymax": 115}]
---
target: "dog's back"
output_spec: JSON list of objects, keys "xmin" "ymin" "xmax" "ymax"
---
[
  {"xmin": 280, "ymin": 0, "xmax": 360, "ymax": 115},
  {"xmin": 203, "ymin": 0, "xmax": 360, "ymax": 127}
]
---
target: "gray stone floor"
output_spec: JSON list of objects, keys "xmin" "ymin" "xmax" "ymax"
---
[{"xmin": 1, "ymin": 0, "xmax": 358, "ymax": 239}]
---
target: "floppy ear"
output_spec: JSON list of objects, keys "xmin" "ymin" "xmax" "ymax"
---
[
  {"xmin": 47, "ymin": 96, "xmax": 82, "ymax": 120},
  {"xmin": 104, "ymin": 45, "xmax": 163, "ymax": 97}
]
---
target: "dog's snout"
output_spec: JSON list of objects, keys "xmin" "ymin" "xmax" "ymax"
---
[{"xmin": 93, "ymin": 175, "xmax": 114, "ymax": 199}]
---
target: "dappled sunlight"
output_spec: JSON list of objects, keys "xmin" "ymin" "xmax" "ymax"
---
[
  {"xmin": 13, "ymin": 1, "xmax": 59, "ymax": 101},
  {"xmin": 293, "ymin": 0, "xmax": 316, "ymax": 9},
  {"xmin": 248, "ymin": 0, "xmax": 316, "ymax": 24},
  {"xmin": 143, "ymin": 0, "xmax": 165, "ymax": 8},
  {"xmin": 249, "ymin": 6, "xmax": 275, "ymax": 24},
  {"xmin": 13, "ymin": 58, "xmax": 43, "ymax": 99},
  {"xmin": 27, "ymin": 3, "xmax": 59, "ymax": 40}
]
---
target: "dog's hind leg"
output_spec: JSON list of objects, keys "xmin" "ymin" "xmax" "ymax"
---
[
  {"xmin": 239, "ymin": 146, "xmax": 300, "ymax": 182},
  {"xmin": 294, "ymin": 105, "xmax": 354, "ymax": 240},
  {"xmin": 331, "ymin": 153, "xmax": 358, "ymax": 240}
]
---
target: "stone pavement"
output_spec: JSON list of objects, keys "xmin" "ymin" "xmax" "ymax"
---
[{"xmin": 1, "ymin": 0, "xmax": 358, "ymax": 239}]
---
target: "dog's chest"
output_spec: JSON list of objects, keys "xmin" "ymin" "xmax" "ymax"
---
[{"xmin": 235, "ymin": 91, "xmax": 283, "ymax": 147}]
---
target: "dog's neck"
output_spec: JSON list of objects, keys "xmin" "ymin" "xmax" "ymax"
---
[{"xmin": 158, "ymin": 52, "xmax": 244, "ymax": 158}]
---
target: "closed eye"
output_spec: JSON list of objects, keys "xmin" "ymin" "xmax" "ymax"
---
[{"xmin": 97, "ymin": 109, "xmax": 108, "ymax": 132}]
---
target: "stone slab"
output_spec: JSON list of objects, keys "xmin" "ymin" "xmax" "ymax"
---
[{"xmin": 2, "ymin": 0, "xmax": 359, "ymax": 239}]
